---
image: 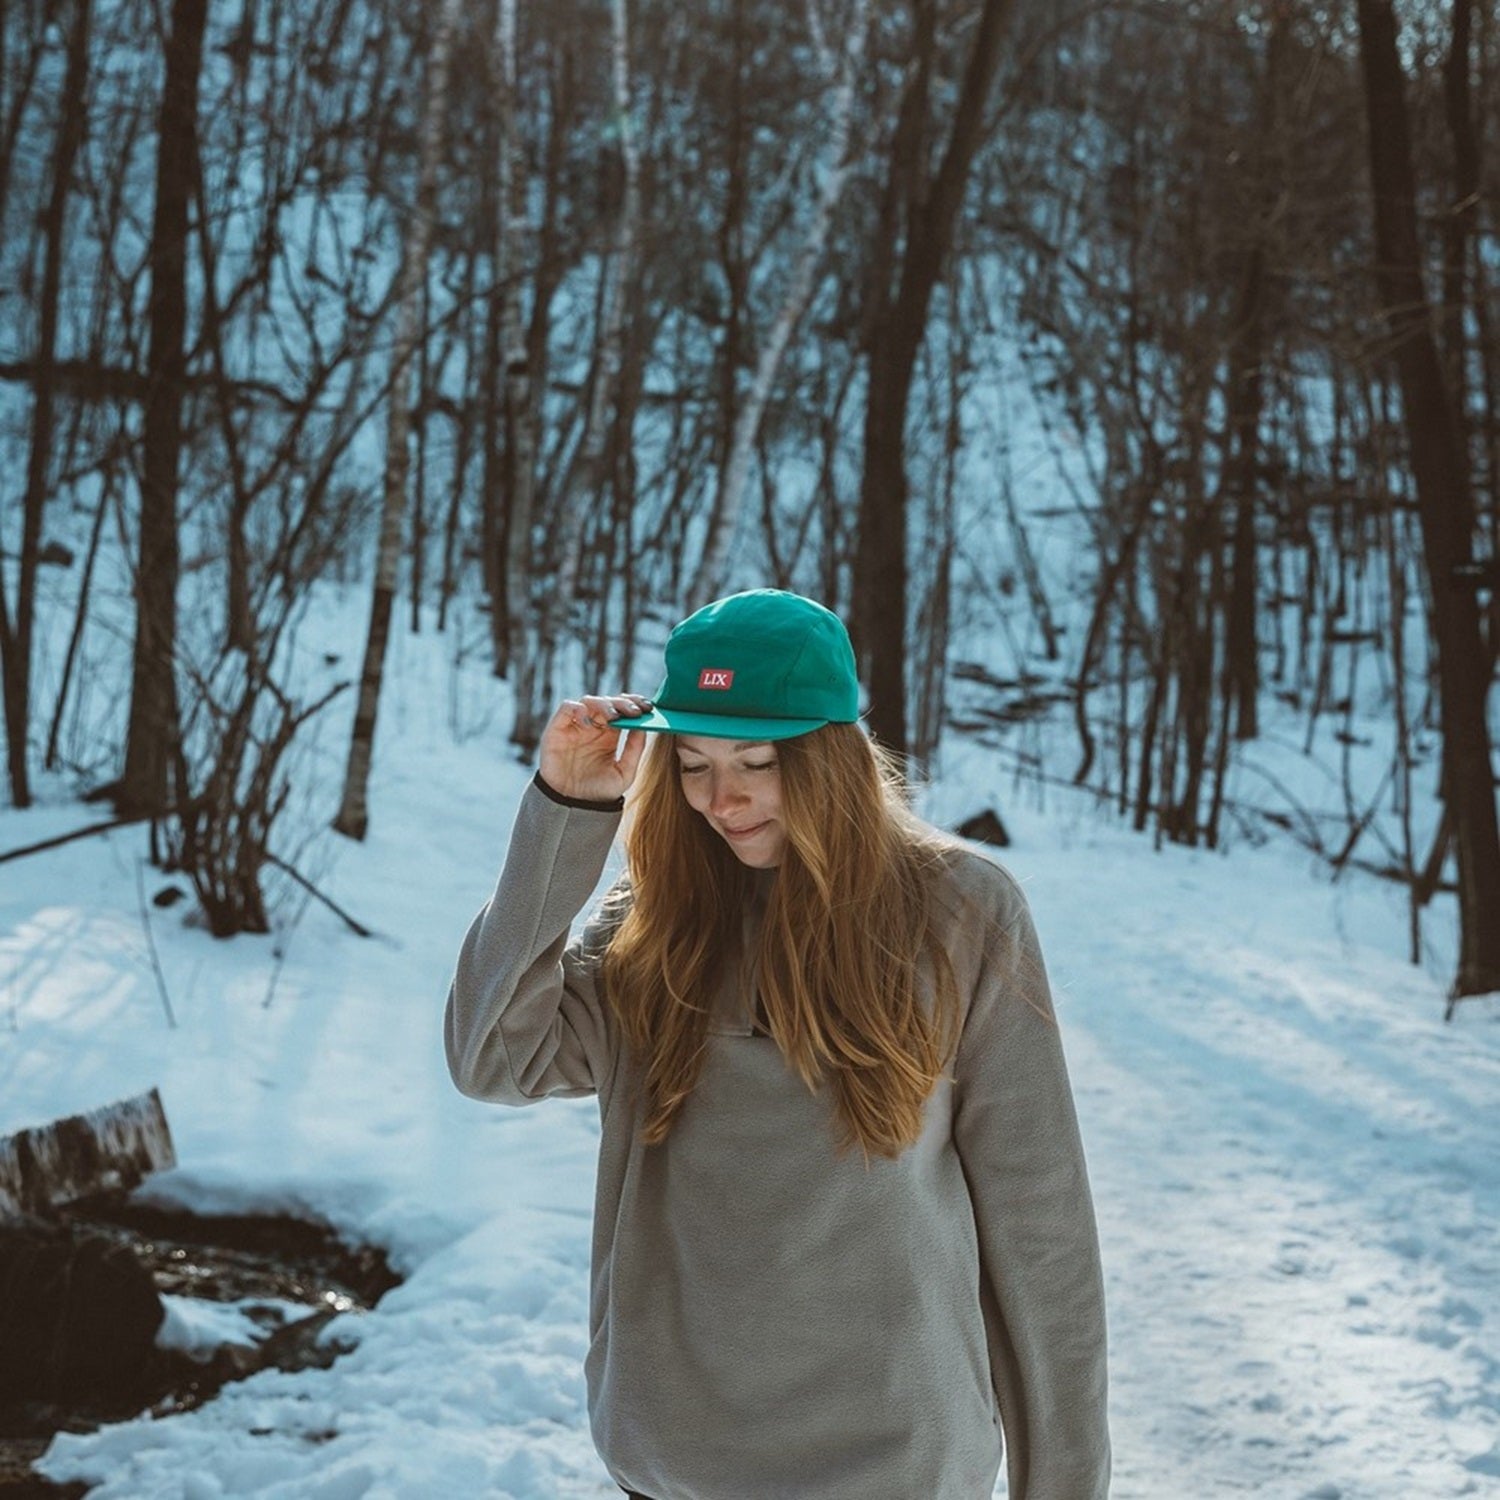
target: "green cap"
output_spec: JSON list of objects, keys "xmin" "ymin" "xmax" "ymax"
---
[{"xmin": 613, "ymin": 589, "xmax": 860, "ymax": 741}]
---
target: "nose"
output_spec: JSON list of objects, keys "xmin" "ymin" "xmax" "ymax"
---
[{"xmin": 707, "ymin": 773, "xmax": 749, "ymax": 818}]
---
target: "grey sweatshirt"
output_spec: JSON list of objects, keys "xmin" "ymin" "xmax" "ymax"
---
[{"xmin": 445, "ymin": 782, "xmax": 1110, "ymax": 1499}]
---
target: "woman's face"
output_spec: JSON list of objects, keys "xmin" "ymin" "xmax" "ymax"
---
[{"xmin": 673, "ymin": 736, "xmax": 786, "ymax": 868}]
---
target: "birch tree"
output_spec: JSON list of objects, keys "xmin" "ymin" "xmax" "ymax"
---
[
  {"xmin": 490, "ymin": 0, "xmax": 536, "ymax": 680},
  {"xmin": 333, "ymin": 0, "xmax": 466, "ymax": 840},
  {"xmin": 690, "ymin": 0, "xmax": 871, "ymax": 611},
  {"xmin": 509, "ymin": 0, "xmax": 641, "ymax": 756}
]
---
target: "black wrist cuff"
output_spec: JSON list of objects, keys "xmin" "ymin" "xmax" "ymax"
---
[{"xmin": 532, "ymin": 769, "xmax": 625, "ymax": 813}]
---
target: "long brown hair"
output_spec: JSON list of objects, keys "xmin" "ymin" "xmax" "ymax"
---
[{"xmin": 599, "ymin": 723, "xmax": 965, "ymax": 1163}]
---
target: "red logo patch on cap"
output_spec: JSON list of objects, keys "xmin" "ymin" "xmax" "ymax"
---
[{"xmin": 698, "ymin": 668, "xmax": 734, "ymax": 690}]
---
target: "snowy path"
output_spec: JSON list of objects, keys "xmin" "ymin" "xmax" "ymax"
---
[{"xmin": 1034, "ymin": 814, "xmax": 1500, "ymax": 1497}]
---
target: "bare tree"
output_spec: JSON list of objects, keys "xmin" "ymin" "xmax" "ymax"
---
[
  {"xmin": 115, "ymin": 0, "xmax": 209, "ymax": 819},
  {"xmin": 489, "ymin": 0, "xmax": 536, "ymax": 679},
  {"xmin": 854, "ymin": 0, "xmax": 1019, "ymax": 760},
  {"xmin": 0, "ymin": 0, "xmax": 90, "ymax": 807},
  {"xmin": 691, "ymin": 0, "xmax": 871, "ymax": 608},
  {"xmin": 333, "ymin": 0, "xmax": 467, "ymax": 841},
  {"xmin": 508, "ymin": 0, "xmax": 641, "ymax": 757},
  {"xmin": 1355, "ymin": 0, "xmax": 1500, "ymax": 998}
]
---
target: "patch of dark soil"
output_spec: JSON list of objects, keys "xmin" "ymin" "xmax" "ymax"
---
[
  {"xmin": 58, "ymin": 1198, "xmax": 400, "ymax": 1310},
  {"xmin": 0, "ymin": 1193, "xmax": 402, "ymax": 1496}
]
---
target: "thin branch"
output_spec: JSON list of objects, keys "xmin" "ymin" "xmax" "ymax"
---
[
  {"xmin": 135, "ymin": 858, "xmax": 179, "ymax": 1029},
  {"xmin": 263, "ymin": 851, "xmax": 374, "ymax": 938},
  {"xmin": 0, "ymin": 814, "xmax": 149, "ymax": 862}
]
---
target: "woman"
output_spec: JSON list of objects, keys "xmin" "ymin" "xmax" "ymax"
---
[{"xmin": 445, "ymin": 589, "xmax": 1110, "ymax": 1500}]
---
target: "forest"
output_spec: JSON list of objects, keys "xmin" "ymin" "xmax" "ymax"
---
[{"xmin": 0, "ymin": 0, "xmax": 1496, "ymax": 996}]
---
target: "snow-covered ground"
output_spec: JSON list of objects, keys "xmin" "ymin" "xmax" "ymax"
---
[{"xmin": 3, "ymin": 584, "xmax": 1497, "ymax": 1498}]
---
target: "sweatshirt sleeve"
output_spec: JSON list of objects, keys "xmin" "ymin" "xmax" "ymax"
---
[
  {"xmin": 444, "ymin": 779, "xmax": 625, "ymax": 1103},
  {"xmin": 950, "ymin": 869, "xmax": 1111, "ymax": 1500}
]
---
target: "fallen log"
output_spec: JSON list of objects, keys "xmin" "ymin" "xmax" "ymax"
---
[{"xmin": 0, "ymin": 1087, "xmax": 176, "ymax": 1220}]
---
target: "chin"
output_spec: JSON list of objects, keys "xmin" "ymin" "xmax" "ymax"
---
[
  {"xmin": 734, "ymin": 851, "xmax": 780, "ymax": 868},
  {"xmin": 722, "ymin": 833, "xmax": 784, "ymax": 868}
]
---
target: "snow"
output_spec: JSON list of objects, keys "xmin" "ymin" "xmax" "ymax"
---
[
  {"xmin": 155, "ymin": 1297, "xmax": 311, "ymax": 1362},
  {"xmin": 2, "ymin": 584, "xmax": 1497, "ymax": 1498}
]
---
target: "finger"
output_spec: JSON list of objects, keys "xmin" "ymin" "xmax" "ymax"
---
[
  {"xmin": 579, "ymin": 695, "xmax": 643, "ymax": 730},
  {"xmin": 565, "ymin": 700, "xmax": 612, "ymax": 732},
  {"xmin": 615, "ymin": 726, "xmax": 648, "ymax": 777},
  {"xmin": 583, "ymin": 692, "xmax": 652, "ymax": 708}
]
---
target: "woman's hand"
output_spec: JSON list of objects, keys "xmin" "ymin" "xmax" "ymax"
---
[{"xmin": 538, "ymin": 693, "xmax": 654, "ymax": 803}]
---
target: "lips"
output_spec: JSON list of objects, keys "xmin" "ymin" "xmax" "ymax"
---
[{"xmin": 722, "ymin": 822, "xmax": 767, "ymax": 838}]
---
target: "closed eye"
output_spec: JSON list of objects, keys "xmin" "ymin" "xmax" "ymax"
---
[{"xmin": 676, "ymin": 761, "xmax": 777, "ymax": 774}]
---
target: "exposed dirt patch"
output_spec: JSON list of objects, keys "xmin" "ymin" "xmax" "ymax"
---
[{"xmin": 0, "ymin": 1194, "xmax": 401, "ymax": 1496}]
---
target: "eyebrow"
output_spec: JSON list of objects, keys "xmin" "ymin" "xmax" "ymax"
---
[{"xmin": 675, "ymin": 741, "xmax": 766, "ymax": 754}]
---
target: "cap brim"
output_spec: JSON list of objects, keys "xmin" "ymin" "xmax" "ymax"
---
[{"xmin": 611, "ymin": 707, "xmax": 828, "ymax": 741}]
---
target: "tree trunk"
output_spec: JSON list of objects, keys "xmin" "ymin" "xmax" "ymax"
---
[
  {"xmin": 0, "ymin": 0, "xmax": 90, "ymax": 808},
  {"xmin": 477, "ymin": 32, "xmax": 509, "ymax": 665},
  {"xmin": 438, "ymin": 247, "xmax": 478, "ymax": 634},
  {"xmin": 1442, "ymin": 0, "xmax": 1499, "ymax": 661},
  {"xmin": 691, "ymin": 0, "xmax": 870, "ymax": 608},
  {"xmin": 409, "ymin": 276, "xmax": 432, "ymax": 636},
  {"xmin": 854, "ymin": 0, "xmax": 1018, "ymax": 760},
  {"xmin": 188, "ymin": 104, "xmax": 253, "ymax": 653},
  {"xmin": 1220, "ymin": 8, "xmax": 1288, "ymax": 747},
  {"xmin": 118, "ymin": 0, "xmax": 208, "ymax": 819},
  {"xmin": 1222, "ymin": 235, "xmax": 1268, "ymax": 745},
  {"xmin": 510, "ymin": 0, "xmax": 639, "ymax": 757},
  {"xmin": 1440, "ymin": 0, "xmax": 1476, "ymax": 403},
  {"xmin": 1355, "ymin": 0, "xmax": 1500, "ymax": 998},
  {"xmin": 45, "ymin": 468, "xmax": 112, "ymax": 770},
  {"xmin": 333, "ymin": 0, "xmax": 465, "ymax": 840},
  {"xmin": 496, "ymin": 29, "xmax": 567, "ymax": 688},
  {"xmin": 705, "ymin": 0, "xmax": 748, "ymax": 608}
]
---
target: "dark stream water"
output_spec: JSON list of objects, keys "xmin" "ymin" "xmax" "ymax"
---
[{"xmin": 0, "ymin": 1194, "xmax": 401, "ymax": 1497}]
